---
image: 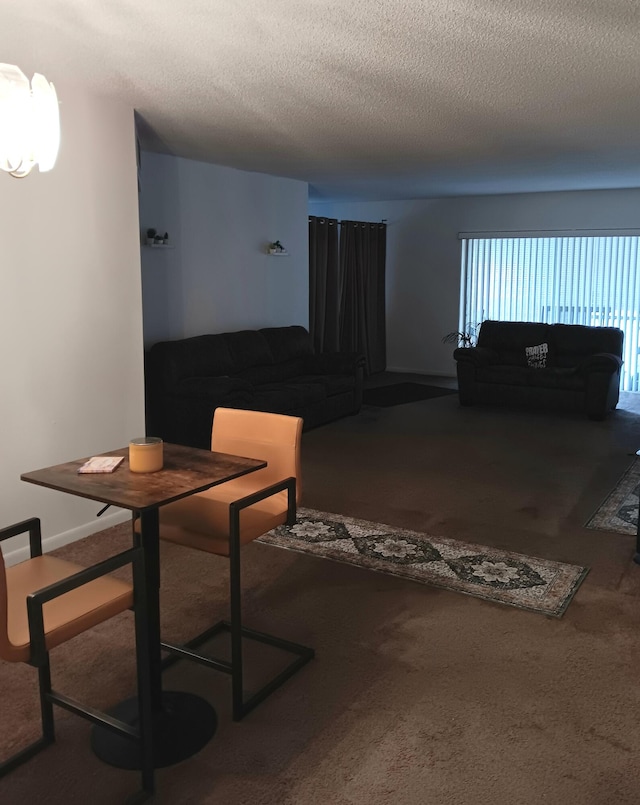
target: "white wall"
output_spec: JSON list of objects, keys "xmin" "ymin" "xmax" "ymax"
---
[
  {"xmin": 0, "ymin": 83, "xmax": 145, "ymax": 558},
  {"xmin": 139, "ymin": 153, "xmax": 309, "ymax": 346},
  {"xmin": 310, "ymin": 188, "xmax": 640, "ymax": 376}
]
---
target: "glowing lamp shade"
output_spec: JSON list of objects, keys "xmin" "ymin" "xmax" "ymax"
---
[{"xmin": 0, "ymin": 63, "xmax": 60, "ymax": 178}]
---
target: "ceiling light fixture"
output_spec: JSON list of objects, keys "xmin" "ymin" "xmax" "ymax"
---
[{"xmin": 0, "ymin": 63, "xmax": 60, "ymax": 178}]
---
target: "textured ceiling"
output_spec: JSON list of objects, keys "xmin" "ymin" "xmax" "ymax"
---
[{"xmin": 2, "ymin": 0, "xmax": 640, "ymax": 200}]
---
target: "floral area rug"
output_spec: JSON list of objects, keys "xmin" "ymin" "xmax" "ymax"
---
[
  {"xmin": 586, "ymin": 460, "xmax": 639, "ymax": 535},
  {"xmin": 258, "ymin": 508, "xmax": 588, "ymax": 617}
]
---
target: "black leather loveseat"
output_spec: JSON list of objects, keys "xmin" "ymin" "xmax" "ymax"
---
[
  {"xmin": 453, "ymin": 320, "xmax": 624, "ymax": 420},
  {"xmin": 145, "ymin": 325, "xmax": 364, "ymax": 448}
]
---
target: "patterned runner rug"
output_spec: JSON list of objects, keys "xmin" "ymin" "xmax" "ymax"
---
[
  {"xmin": 259, "ymin": 508, "xmax": 588, "ymax": 617},
  {"xmin": 586, "ymin": 460, "xmax": 639, "ymax": 535}
]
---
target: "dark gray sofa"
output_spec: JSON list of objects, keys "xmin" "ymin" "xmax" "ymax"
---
[
  {"xmin": 453, "ymin": 320, "xmax": 624, "ymax": 420},
  {"xmin": 145, "ymin": 325, "xmax": 364, "ymax": 448}
]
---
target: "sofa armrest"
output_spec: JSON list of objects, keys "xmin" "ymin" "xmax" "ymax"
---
[
  {"xmin": 577, "ymin": 352, "xmax": 623, "ymax": 374},
  {"xmin": 453, "ymin": 346, "xmax": 498, "ymax": 365},
  {"xmin": 306, "ymin": 352, "xmax": 365, "ymax": 375}
]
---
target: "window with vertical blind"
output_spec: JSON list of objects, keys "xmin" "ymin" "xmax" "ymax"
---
[{"xmin": 459, "ymin": 233, "xmax": 640, "ymax": 391}]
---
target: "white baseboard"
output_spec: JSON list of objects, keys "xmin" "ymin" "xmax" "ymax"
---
[{"xmin": 3, "ymin": 508, "xmax": 131, "ymax": 567}]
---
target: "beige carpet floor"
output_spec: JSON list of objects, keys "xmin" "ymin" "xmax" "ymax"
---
[{"xmin": 2, "ymin": 379, "xmax": 640, "ymax": 804}]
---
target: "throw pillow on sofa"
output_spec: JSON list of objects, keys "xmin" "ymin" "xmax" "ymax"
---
[{"xmin": 525, "ymin": 342, "xmax": 549, "ymax": 369}]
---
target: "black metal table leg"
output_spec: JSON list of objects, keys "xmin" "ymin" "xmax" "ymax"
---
[
  {"xmin": 92, "ymin": 508, "xmax": 217, "ymax": 769},
  {"xmin": 91, "ymin": 692, "xmax": 217, "ymax": 769}
]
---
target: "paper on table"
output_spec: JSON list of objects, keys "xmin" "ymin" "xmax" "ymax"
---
[{"xmin": 77, "ymin": 456, "xmax": 125, "ymax": 474}]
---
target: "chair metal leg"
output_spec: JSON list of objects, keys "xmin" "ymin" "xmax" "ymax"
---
[
  {"xmin": 161, "ymin": 508, "xmax": 314, "ymax": 721},
  {"xmin": 0, "ymin": 735, "xmax": 52, "ymax": 777},
  {"xmin": 39, "ymin": 656, "xmax": 55, "ymax": 743},
  {"xmin": 229, "ymin": 507, "xmax": 245, "ymax": 721},
  {"xmin": 0, "ymin": 522, "xmax": 151, "ymax": 797},
  {"xmin": 160, "ymin": 481, "xmax": 314, "ymax": 720},
  {"xmin": 0, "ymin": 655, "xmax": 55, "ymax": 777}
]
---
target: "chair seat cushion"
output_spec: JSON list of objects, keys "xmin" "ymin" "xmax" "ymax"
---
[
  {"xmin": 157, "ymin": 479, "xmax": 289, "ymax": 556},
  {"xmin": 5, "ymin": 555, "xmax": 133, "ymax": 663}
]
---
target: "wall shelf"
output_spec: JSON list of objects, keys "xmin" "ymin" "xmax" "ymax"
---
[
  {"xmin": 144, "ymin": 244, "xmax": 175, "ymax": 250},
  {"xmin": 267, "ymin": 249, "xmax": 289, "ymax": 256}
]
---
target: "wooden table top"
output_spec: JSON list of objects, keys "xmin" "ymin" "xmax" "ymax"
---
[{"xmin": 21, "ymin": 442, "xmax": 266, "ymax": 512}]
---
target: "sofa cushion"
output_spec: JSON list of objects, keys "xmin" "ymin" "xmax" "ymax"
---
[
  {"xmin": 150, "ymin": 334, "xmax": 235, "ymax": 387},
  {"xmin": 259, "ymin": 326, "xmax": 314, "ymax": 363},
  {"xmin": 477, "ymin": 321, "xmax": 550, "ymax": 366},
  {"xmin": 236, "ymin": 358, "xmax": 308, "ymax": 385},
  {"xmin": 251, "ymin": 381, "xmax": 326, "ymax": 412},
  {"xmin": 526, "ymin": 367, "xmax": 584, "ymax": 390},
  {"xmin": 176, "ymin": 376, "xmax": 254, "ymax": 399},
  {"xmin": 225, "ymin": 330, "xmax": 274, "ymax": 372},
  {"xmin": 477, "ymin": 365, "xmax": 530, "ymax": 386},
  {"xmin": 551, "ymin": 324, "xmax": 624, "ymax": 367}
]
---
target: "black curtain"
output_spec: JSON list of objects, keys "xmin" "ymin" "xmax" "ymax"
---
[
  {"xmin": 309, "ymin": 216, "xmax": 340, "ymax": 352},
  {"xmin": 339, "ymin": 221, "xmax": 387, "ymax": 375}
]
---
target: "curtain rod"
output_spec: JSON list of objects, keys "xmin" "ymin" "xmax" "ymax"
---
[{"xmin": 309, "ymin": 217, "xmax": 387, "ymax": 226}]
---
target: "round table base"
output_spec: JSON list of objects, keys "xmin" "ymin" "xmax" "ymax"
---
[{"xmin": 91, "ymin": 691, "xmax": 217, "ymax": 769}]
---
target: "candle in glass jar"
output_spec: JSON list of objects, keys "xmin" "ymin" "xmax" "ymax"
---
[{"xmin": 129, "ymin": 437, "xmax": 163, "ymax": 473}]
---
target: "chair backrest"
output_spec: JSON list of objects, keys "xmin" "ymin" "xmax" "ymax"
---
[{"xmin": 211, "ymin": 408, "xmax": 303, "ymax": 502}]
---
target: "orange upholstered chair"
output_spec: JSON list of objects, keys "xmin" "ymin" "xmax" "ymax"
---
[
  {"xmin": 0, "ymin": 518, "xmax": 153, "ymax": 796},
  {"xmin": 156, "ymin": 408, "xmax": 314, "ymax": 720}
]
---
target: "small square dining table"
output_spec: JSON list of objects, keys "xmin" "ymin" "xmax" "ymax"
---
[{"xmin": 21, "ymin": 441, "xmax": 266, "ymax": 780}]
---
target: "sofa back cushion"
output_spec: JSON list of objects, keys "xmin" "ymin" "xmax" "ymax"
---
[
  {"xmin": 149, "ymin": 334, "xmax": 235, "ymax": 388},
  {"xmin": 477, "ymin": 320, "xmax": 551, "ymax": 366},
  {"xmin": 148, "ymin": 325, "xmax": 317, "ymax": 391},
  {"xmin": 224, "ymin": 330, "xmax": 274, "ymax": 373},
  {"xmin": 260, "ymin": 326, "xmax": 314, "ymax": 363},
  {"xmin": 550, "ymin": 324, "xmax": 624, "ymax": 367}
]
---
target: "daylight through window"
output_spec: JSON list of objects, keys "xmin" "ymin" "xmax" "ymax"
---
[{"xmin": 459, "ymin": 235, "xmax": 640, "ymax": 391}]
